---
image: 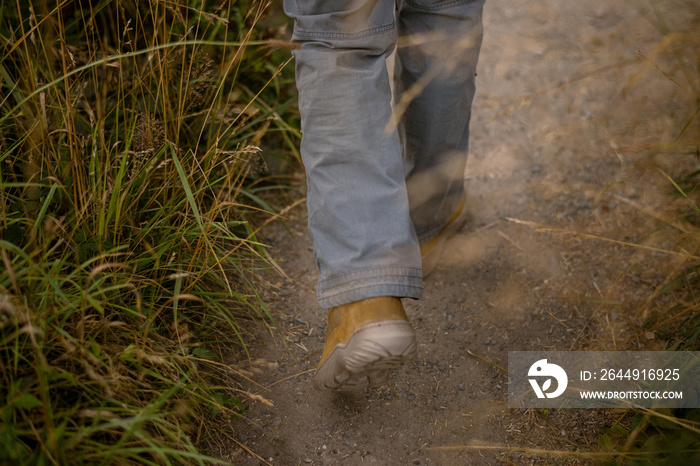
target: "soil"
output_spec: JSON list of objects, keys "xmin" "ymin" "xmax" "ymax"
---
[{"xmin": 212, "ymin": 0, "xmax": 698, "ymax": 464}]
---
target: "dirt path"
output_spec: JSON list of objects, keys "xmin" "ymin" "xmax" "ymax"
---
[{"xmin": 218, "ymin": 0, "xmax": 695, "ymax": 464}]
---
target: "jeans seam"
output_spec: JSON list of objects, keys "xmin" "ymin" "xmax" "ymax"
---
[
  {"xmin": 293, "ymin": 20, "xmax": 395, "ymax": 41},
  {"xmin": 404, "ymin": 0, "xmax": 479, "ymax": 12}
]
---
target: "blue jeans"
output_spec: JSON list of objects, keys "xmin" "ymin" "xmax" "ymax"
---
[{"xmin": 284, "ymin": 0, "xmax": 485, "ymax": 308}]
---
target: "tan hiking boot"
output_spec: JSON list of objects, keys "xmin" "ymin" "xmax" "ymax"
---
[
  {"xmin": 314, "ymin": 297, "xmax": 417, "ymax": 390},
  {"xmin": 420, "ymin": 195, "xmax": 467, "ymax": 277}
]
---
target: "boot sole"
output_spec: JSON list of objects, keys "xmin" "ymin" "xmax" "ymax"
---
[{"xmin": 314, "ymin": 321, "xmax": 417, "ymax": 390}]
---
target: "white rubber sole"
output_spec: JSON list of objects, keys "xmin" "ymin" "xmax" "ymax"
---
[{"xmin": 314, "ymin": 321, "xmax": 417, "ymax": 390}]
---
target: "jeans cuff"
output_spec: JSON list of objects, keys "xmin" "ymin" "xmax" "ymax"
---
[
  {"xmin": 416, "ymin": 222, "xmax": 447, "ymax": 245},
  {"xmin": 317, "ymin": 266, "xmax": 424, "ymax": 309}
]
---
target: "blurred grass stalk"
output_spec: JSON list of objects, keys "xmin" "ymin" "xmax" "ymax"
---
[
  {"xmin": 576, "ymin": 0, "xmax": 700, "ymax": 463},
  {"xmin": 500, "ymin": 0, "xmax": 699, "ymax": 463},
  {"xmin": 617, "ymin": 1, "xmax": 700, "ymax": 462},
  {"xmin": 620, "ymin": 0, "xmax": 700, "ymax": 351},
  {"xmin": 0, "ymin": 0, "xmax": 297, "ymax": 464}
]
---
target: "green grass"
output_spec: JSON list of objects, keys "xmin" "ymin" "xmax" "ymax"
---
[{"xmin": 0, "ymin": 0, "xmax": 297, "ymax": 464}]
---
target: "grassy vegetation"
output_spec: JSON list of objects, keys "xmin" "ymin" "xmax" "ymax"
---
[
  {"xmin": 506, "ymin": 1, "xmax": 700, "ymax": 463},
  {"xmin": 592, "ymin": 1, "xmax": 700, "ymax": 463},
  {"xmin": 0, "ymin": 0, "xmax": 297, "ymax": 464}
]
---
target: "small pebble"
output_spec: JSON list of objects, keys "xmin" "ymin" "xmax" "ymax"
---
[{"xmin": 458, "ymin": 384, "xmax": 465, "ymax": 391}]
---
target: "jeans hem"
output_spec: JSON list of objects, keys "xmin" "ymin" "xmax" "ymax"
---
[
  {"xmin": 416, "ymin": 223, "xmax": 446, "ymax": 245},
  {"xmin": 317, "ymin": 266, "xmax": 424, "ymax": 308}
]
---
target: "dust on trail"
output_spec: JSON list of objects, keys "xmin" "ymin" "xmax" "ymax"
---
[{"xmin": 217, "ymin": 0, "xmax": 695, "ymax": 464}]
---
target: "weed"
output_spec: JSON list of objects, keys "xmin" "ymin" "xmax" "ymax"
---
[
  {"xmin": 596, "ymin": 0, "xmax": 700, "ymax": 463},
  {"xmin": 505, "ymin": 0, "xmax": 700, "ymax": 463},
  {"xmin": 0, "ymin": 0, "xmax": 297, "ymax": 463}
]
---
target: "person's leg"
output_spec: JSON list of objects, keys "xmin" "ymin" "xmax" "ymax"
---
[
  {"xmin": 284, "ymin": 0, "xmax": 420, "ymax": 390},
  {"xmin": 395, "ymin": 0, "xmax": 486, "ymax": 261},
  {"xmin": 284, "ymin": 0, "xmax": 423, "ymax": 309}
]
